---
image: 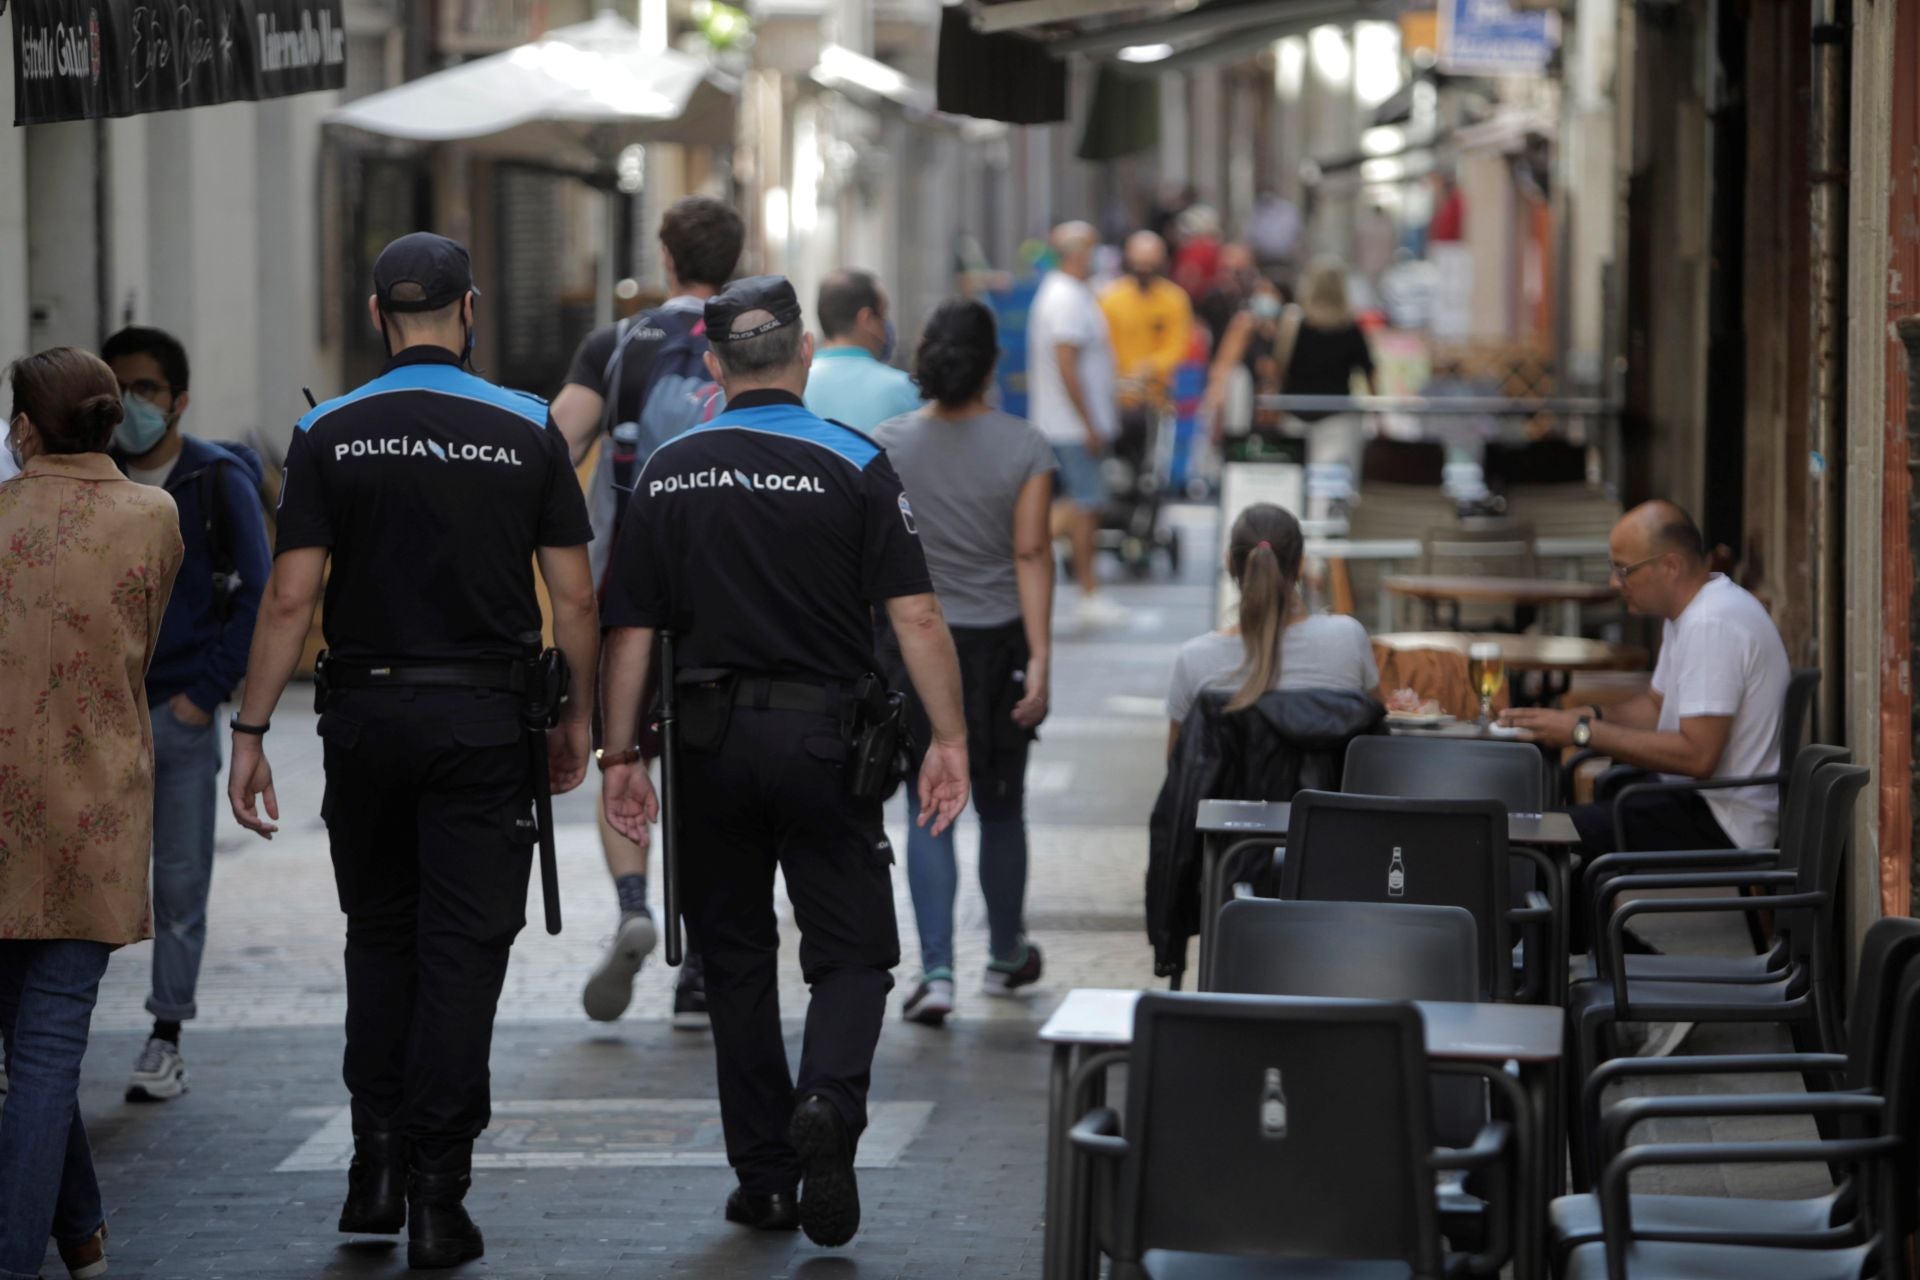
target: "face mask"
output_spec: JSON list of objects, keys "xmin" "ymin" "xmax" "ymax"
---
[
  {"xmin": 1251, "ymin": 295, "xmax": 1283, "ymax": 320},
  {"xmin": 114, "ymin": 393, "xmax": 171, "ymax": 455},
  {"xmin": 877, "ymin": 317, "xmax": 896, "ymax": 364}
]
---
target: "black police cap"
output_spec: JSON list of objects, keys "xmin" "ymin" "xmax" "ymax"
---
[
  {"xmin": 374, "ymin": 232, "xmax": 479, "ymax": 313},
  {"xmin": 705, "ymin": 275, "xmax": 803, "ymax": 343}
]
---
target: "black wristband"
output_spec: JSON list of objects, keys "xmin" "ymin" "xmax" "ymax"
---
[{"xmin": 229, "ymin": 716, "xmax": 270, "ymax": 737}]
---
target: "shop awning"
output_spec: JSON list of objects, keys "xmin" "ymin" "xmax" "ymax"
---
[
  {"xmin": 11, "ymin": 0, "xmax": 346, "ymax": 127},
  {"xmin": 325, "ymin": 12, "xmax": 736, "ymax": 168},
  {"xmin": 938, "ymin": 0, "xmax": 1388, "ymax": 123}
]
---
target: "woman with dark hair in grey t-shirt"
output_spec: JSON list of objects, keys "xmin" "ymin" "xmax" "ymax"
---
[{"xmin": 875, "ymin": 299, "xmax": 1057, "ymax": 1027}]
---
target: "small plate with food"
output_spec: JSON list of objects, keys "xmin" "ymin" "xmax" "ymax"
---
[{"xmin": 1383, "ymin": 689, "xmax": 1454, "ymax": 729}]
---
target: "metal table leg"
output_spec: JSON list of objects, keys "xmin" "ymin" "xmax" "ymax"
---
[{"xmin": 1044, "ymin": 1042, "xmax": 1073, "ymax": 1280}]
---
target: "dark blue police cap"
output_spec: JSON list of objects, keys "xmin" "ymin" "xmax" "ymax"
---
[
  {"xmin": 705, "ymin": 275, "xmax": 803, "ymax": 343},
  {"xmin": 374, "ymin": 233, "xmax": 479, "ymax": 313}
]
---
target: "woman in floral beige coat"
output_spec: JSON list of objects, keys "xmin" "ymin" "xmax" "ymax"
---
[{"xmin": 0, "ymin": 348, "xmax": 182, "ymax": 1280}]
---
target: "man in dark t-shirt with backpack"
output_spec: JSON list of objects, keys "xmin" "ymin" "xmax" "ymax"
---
[{"xmin": 552, "ymin": 195, "xmax": 744, "ymax": 1030}]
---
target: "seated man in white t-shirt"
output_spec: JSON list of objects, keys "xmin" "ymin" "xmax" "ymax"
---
[{"xmin": 1502, "ymin": 501, "xmax": 1790, "ymax": 857}]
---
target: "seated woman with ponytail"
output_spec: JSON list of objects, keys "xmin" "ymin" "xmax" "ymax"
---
[
  {"xmin": 1165, "ymin": 502, "xmax": 1377, "ymax": 757},
  {"xmin": 1149, "ymin": 501, "xmax": 1382, "ymax": 977}
]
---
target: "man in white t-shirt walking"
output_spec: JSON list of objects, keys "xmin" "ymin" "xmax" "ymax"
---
[
  {"xmin": 1027, "ymin": 221, "xmax": 1124, "ymax": 629},
  {"xmin": 1504, "ymin": 501, "xmax": 1789, "ymax": 857}
]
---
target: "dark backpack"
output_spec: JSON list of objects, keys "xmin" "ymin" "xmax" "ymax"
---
[
  {"xmin": 193, "ymin": 443, "xmax": 268, "ymax": 623},
  {"xmin": 602, "ymin": 310, "xmax": 725, "ymax": 506}
]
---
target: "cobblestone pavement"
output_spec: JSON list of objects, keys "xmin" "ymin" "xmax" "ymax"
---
[{"xmin": 37, "ymin": 508, "xmax": 1219, "ymax": 1279}]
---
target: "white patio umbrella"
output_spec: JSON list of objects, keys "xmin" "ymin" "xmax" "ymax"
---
[{"xmin": 325, "ymin": 11, "xmax": 737, "ymax": 169}]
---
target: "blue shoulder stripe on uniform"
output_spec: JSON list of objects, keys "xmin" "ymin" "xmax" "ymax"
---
[
  {"xmin": 297, "ymin": 362, "xmax": 550, "ymax": 432},
  {"xmin": 692, "ymin": 403, "xmax": 881, "ymax": 469}
]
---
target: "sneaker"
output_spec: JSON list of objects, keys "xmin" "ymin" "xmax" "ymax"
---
[
  {"xmin": 672, "ymin": 952, "xmax": 708, "ymax": 1031},
  {"xmin": 1627, "ymin": 1021, "xmax": 1696, "ymax": 1059},
  {"xmin": 57, "ymin": 1221, "xmax": 108, "ymax": 1279},
  {"xmin": 582, "ymin": 910, "xmax": 659, "ymax": 1023},
  {"xmin": 982, "ymin": 942, "xmax": 1044, "ymax": 998},
  {"xmin": 1073, "ymin": 594, "xmax": 1129, "ymax": 630},
  {"xmin": 903, "ymin": 974, "xmax": 955, "ymax": 1027},
  {"xmin": 125, "ymin": 1038, "xmax": 188, "ymax": 1103}
]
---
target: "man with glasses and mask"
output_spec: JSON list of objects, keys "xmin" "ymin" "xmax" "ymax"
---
[{"xmin": 103, "ymin": 325, "xmax": 273, "ymax": 1103}]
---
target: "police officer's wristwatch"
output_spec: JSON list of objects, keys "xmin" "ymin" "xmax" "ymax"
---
[
  {"xmin": 1572, "ymin": 715, "xmax": 1593, "ymax": 748},
  {"xmin": 595, "ymin": 747, "xmax": 642, "ymax": 771}
]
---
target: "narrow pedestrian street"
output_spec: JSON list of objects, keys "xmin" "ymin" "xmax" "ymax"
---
[{"xmin": 58, "ymin": 509, "xmax": 1216, "ymax": 1279}]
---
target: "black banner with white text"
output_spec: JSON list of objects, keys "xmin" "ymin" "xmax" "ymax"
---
[{"xmin": 12, "ymin": 0, "xmax": 345, "ymax": 126}]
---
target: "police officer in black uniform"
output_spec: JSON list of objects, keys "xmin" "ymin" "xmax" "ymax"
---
[
  {"xmin": 227, "ymin": 233, "xmax": 600, "ymax": 1270},
  {"xmin": 598, "ymin": 276, "xmax": 971, "ymax": 1246}
]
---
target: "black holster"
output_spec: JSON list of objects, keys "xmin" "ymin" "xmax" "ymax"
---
[{"xmin": 843, "ymin": 673, "xmax": 913, "ymax": 801}]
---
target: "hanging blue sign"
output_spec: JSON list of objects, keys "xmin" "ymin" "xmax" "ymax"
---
[{"xmin": 1437, "ymin": 0, "xmax": 1555, "ymax": 76}]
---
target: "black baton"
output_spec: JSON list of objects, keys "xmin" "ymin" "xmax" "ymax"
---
[
  {"xmin": 659, "ymin": 631, "xmax": 684, "ymax": 967},
  {"xmin": 531, "ymin": 728, "xmax": 562, "ymax": 936}
]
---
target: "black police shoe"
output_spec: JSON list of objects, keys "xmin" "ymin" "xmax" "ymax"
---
[
  {"xmin": 672, "ymin": 952, "xmax": 709, "ymax": 1031},
  {"xmin": 338, "ymin": 1125, "xmax": 408, "ymax": 1234},
  {"xmin": 790, "ymin": 1094, "xmax": 860, "ymax": 1247},
  {"xmin": 725, "ymin": 1187, "xmax": 800, "ymax": 1231},
  {"xmin": 407, "ymin": 1144, "xmax": 484, "ymax": 1270}
]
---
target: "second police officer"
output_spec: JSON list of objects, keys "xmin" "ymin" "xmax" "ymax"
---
[
  {"xmin": 598, "ymin": 276, "xmax": 971, "ymax": 1246},
  {"xmin": 227, "ymin": 233, "xmax": 601, "ymax": 1269}
]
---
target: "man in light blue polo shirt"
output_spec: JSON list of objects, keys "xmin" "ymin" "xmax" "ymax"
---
[{"xmin": 804, "ymin": 269, "xmax": 924, "ymax": 430}]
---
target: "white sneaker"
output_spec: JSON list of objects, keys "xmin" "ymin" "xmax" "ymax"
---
[
  {"xmin": 1073, "ymin": 594, "xmax": 1129, "ymax": 630},
  {"xmin": 126, "ymin": 1038, "xmax": 188, "ymax": 1102},
  {"xmin": 1626, "ymin": 1021, "xmax": 1696, "ymax": 1059},
  {"xmin": 903, "ymin": 976, "xmax": 955, "ymax": 1027},
  {"xmin": 582, "ymin": 910, "xmax": 659, "ymax": 1023}
]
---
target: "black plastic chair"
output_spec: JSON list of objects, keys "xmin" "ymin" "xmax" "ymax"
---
[
  {"xmin": 1342, "ymin": 736, "xmax": 1558, "ymax": 999},
  {"xmin": 1565, "ymin": 763, "xmax": 1872, "ymax": 1192},
  {"xmin": 1071, "ymin": 993, "xmax": 1515, "ymax": 1279},
  {"xmin": 1280, "ymin": 791, "xmax": 1534, "ymax": 1001},
  {"xmin": 1549, "ymin": 916, "xmax": 1920, "ymax": 1269},
  {"xmin": 1562, "ymin": 948, "xmax": 1920, "ymax": 1280},
  {"xmin": 1342, "ymin": 735, "xmax": 1547, "ymax": 811},
  {"xmin": 1578, "ymin": 745, "xmax": 1849, "ymax": 987},
  {"xmin": 1208, "ymin": 899, "xmax": 1493, "ymax": 1245}
]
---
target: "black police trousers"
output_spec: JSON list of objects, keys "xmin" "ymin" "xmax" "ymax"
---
[
  {"xmin": 680, "ymin": 704, "xmax": 901, "ymax": 1195},
  {"xmin": 318, "ymin": 688, "xmax": 535, "ymax": 1160}
]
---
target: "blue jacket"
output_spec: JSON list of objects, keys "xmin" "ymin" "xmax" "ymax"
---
[{"xmin": 114, "ymin": 435, "xmax": 273, "ymax": 713}]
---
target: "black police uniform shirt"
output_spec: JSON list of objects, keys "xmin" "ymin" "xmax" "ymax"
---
[
  {"xmin": 275, "ymin": 346, "xmax": 593, "ymax": 663},
  {"xmin": 563, "ymin": 300, "xmax": 706, "ymax": 424},
  {"xmin": 601, "ymin": 389, "xmax": 932, "ymax": 683}
]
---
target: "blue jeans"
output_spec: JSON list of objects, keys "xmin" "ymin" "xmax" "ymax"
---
[
  {"xmin": 149, "ymin": 701, "xmax": 221, "ymax": 1021},
  {"xmin": 0, "ymin": 939, "xmax": 113, "ymax": 1280},
  {"xmin": 904, "ymin": 788, "xmax": 1028, "ymax": 976}
]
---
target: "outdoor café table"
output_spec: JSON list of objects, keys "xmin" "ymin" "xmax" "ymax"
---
[
  {"xmin": 1373, "ymin": 630, "xmax": 1650, "ymax": 705},
  {"xmin": 1191, "ymin": 799, "xmax": 1582, "ymax": 998},
  {"xmin": 1039, "ymin": 988, "xmax": 1567, "ymax": 1280},
  {"xmin": 1382, "ymin": 574, "xmax": 1620, "ymax": 633}
]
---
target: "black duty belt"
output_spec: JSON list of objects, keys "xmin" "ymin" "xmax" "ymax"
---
[
  {"xmin": 322, "ymin": 659, "xmax": 527, "ymax": 695},
  {"xmin": 729, "ymin": 675, "xmax": 845, "ymax": 716}
]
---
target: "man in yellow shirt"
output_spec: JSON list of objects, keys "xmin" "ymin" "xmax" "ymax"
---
[{"xmin": 1100, "ymin": 231, "xmax": 1194, "ymax": 411}]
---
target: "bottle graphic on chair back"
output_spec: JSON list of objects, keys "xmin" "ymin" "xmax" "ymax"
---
[
  {"xmin": 1260, "ymin": 1068, "xmax": 1288, "ymax": 1139},
  {"xmin": 1388, "ymin": 847, "xmax": 1406, "ymax": 897}
]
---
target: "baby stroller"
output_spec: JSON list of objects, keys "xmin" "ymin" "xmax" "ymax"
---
[{"xmin": 1099, "ymin": 378, "xmax": 1184, "ymax": 578}]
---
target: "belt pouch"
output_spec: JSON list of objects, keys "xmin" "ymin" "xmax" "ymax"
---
[{"xmin": 676, "ymin": 668, "xmax": 738, "ymax": 752}]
